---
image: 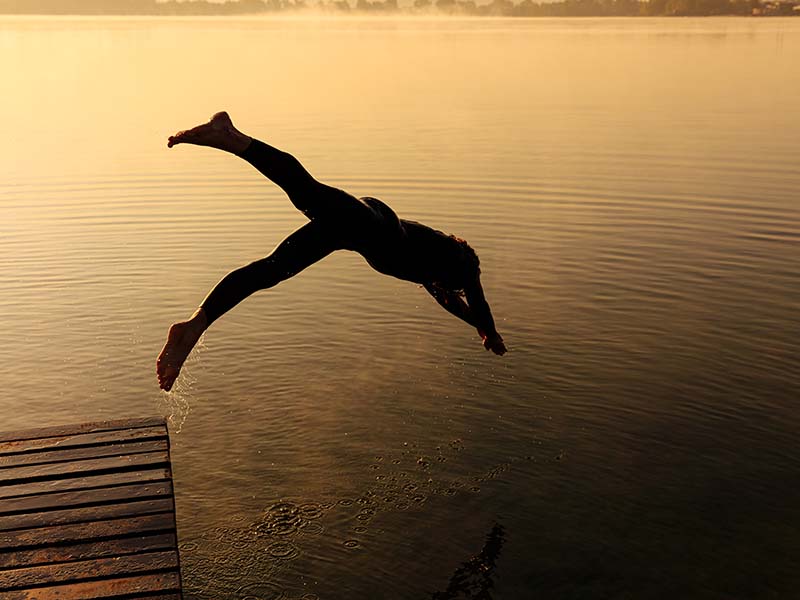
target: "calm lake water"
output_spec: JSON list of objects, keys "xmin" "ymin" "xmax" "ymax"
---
[{"xmin": 1, "ymin": 15, "xmax": 799, "ymax": 599}]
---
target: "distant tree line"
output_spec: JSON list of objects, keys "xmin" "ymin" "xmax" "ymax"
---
[{"xmin": 0, "ymin": 0, "xmax": 797, "ymax": 16}]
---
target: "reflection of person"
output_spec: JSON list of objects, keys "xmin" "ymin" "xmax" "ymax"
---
[{"xmin": 157, "ymin": 112, "xmax": 506, "ymax": 392}]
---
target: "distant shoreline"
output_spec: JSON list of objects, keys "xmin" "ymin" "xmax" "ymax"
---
[{"xmin": 0, "ymin": 0, "xmax": 798, "ymax": 18}]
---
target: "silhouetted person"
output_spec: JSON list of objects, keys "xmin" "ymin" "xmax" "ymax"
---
[{"xmin": 157, "ymin": 112, "xmax": 506, "ymax": 391}]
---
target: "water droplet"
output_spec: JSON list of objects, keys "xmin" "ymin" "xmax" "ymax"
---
[
  {"xmin": 267, "ymin": 501, "xmax": 299, "ymax": 517},
  {"xmin": 180, "ymin": 541, "xmax": 199, "ymax": 552},
  {"xmin": 449, "ymin": 439, "xmax": 464, "ymax": 451},
  {"xmin": 298, "ymin": 503, "xmax": 323, "ymax": 520},
  {"xmin": 337, "ymin": 498, "xmax": 354, "ymax": 507},
  {"xmin": 266, "ymin": 540, "xmax": 300, "ymax": 560},
  {"xmin": 236, "ymin": 582, "xmax": 283, "ymax": 600},
  {"xmin": 343, "ymin": 539, "xmax": 360, "ymax": 549},
  {"xmin": 255, "ymin": 511, "xmax": 302, "ymax": 537},
  {"xmin": 299, "ymin": 521, "xmax": 325, "ymax": 536}
]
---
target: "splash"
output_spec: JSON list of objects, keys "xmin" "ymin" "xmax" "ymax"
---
[{"xmin": 156, "ymin": 333, "xmax": 206, "ymax": 433}]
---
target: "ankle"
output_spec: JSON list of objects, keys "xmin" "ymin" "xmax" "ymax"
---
[
  {"xmin": 229, "ymin": 132, "xmax": 252, "ymax": 156},
  {"xmin": 189, "ymin": 308, "xmax": 209, "ymax": 332}
]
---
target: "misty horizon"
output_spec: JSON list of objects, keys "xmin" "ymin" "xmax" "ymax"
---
[{"xmin": 1, "ymin": 0, "xmax": 798, "ymax": 17}]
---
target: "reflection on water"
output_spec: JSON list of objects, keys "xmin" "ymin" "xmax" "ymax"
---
[
  {"xmin": 181, "ymin": 440, "xmax": 520, "ymax": 599},
  {"xmin": 432, "ymin": 523, "xmax": 505, "ymax": 600},
  {"xmin": 1, "ymin": 15, "xmax": 799, "ymax": 599}
]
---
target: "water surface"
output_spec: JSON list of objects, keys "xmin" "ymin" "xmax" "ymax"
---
[{"xmin": 1, "ymin": 16, "xmax": 799, "ymax": 599}]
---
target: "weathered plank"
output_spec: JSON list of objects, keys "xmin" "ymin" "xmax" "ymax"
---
[
  {"xmin": 0, "ymin": 417, "xmax": 183, "ymax": 598},
  {"xmin": 0, "ymin": 532, "xmax": 177, "ymax": 569},
  {"xmin": 0, "ymin": 467, "xmax": 171, "ymax": 499},
  {"xmin": 0, "ymin": 426, "xmax": 168, "ymax": 457},
  {"xmin": 0, "ymin": 451, "xmax": 170, "ymax": 485},
  {"xmin": 0, "ymin": 550, "xmax": 179, "ymax": 590},
  {"xmin": 1, "ymin": 572, "xmax": 182, "ymax": 600},
  {"xmin": 0, "ymin": 512, "xmax": 176, "ymax": 549},
  {"xmin": 0, "ymin": 439, "xmax": 169, "ymax": 469},
  {"xmin": 0, "ymin": 417, "xmax": 165, "ymax": 443},
  {"xmin": 0, "ymin": 480, "xmax": 173, "ymax": 516},
  {"xmin": 0, "ymin": 497, "xmax": 175, "ymax": 532}
]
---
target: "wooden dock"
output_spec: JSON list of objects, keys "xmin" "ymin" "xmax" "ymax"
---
[{"xmin": 0, "ymin": 417, "xmax": 183, "ymax": 599}]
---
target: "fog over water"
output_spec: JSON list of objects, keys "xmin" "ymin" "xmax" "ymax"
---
[{"xmin": 1, "ymin": 16, "xmax": 799, "ymax": 599}]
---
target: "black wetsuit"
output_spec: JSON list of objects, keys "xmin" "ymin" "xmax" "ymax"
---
[{"xmin": 199, "ymin": 139, "xmax": 409, "ymax": 325}]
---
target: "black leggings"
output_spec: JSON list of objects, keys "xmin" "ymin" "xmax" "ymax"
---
[{"xmin": 198, "ymin": 139, "xmax": 401, "ymax": 325}]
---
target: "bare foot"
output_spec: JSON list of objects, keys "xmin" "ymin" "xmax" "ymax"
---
[
  {"xmin": 167, "ymin": 111, "xmax": 251, "ymax": 154},
  {"xmin": 156, "ymin": 315, "xmax": 207, "ymax": 391}
]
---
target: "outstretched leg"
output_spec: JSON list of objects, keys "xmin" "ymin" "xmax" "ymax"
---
[
  {"xmin": 156, "ymin": 221, "xmax": 338, "ymax": 391},
  {"xmin": 168, "ymin": 112, "xmax": 359, "ymax": 222}
]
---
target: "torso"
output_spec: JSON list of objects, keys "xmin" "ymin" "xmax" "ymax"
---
[
  {"xmin": 359, "ymin": 218, "xmax": 466, "ymax": 289},
  {"xmin": 325, "ymin": 195, "xmax": 468, "ymax": 289}
]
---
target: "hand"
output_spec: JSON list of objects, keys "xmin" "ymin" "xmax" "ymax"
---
[{"xmin": 481, "ymin": 331, "xmax": 507, "ymax": 356}]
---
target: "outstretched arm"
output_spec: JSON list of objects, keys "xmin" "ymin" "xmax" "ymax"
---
[
  {"xmin": 463, "ymin": 279, "xmax": 506, "ymax": 355},
  {"xmin": 424, "ymin": 281, "xmax": 506, "ymax": 355},
  {"xmin": 424, "ymin": 283, "xmax": 480, "ymax": 328}
]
